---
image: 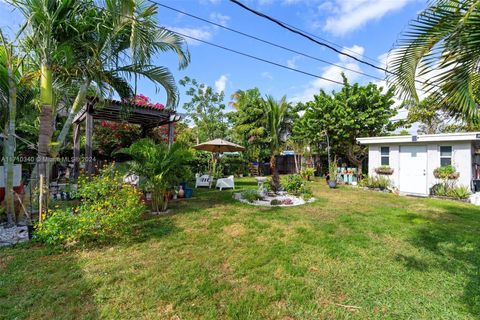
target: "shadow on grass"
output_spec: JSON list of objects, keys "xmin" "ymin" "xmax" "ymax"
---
[
  {"xmin": 408, "ymin": 202, "xmax": 480, "ymax": 316},
  {"xmin": 0, "ymin": 245, "xmax": 99, "ymax": 319}
]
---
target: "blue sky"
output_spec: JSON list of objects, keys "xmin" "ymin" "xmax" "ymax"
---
[{"xmin": 0, "ymin": 0, "xmax": 427, "ymax": 117}]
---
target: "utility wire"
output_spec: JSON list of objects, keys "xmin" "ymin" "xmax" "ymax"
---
[
  {"xmin": 229, "ymin": 0, "xmax": 389, "ymax": 73},
  {"xmin": 147, "ymin": 0, "xmax": 385, "ymax": 81},
  {"xmin": 89, "ymin": 2, "xmax": 430, "ymax": 95},
  {"xmin": 172, "ymin": 31, "xmax": 345, "ymax": 85},
  {"xmin": 88, "ymin": 2, "xmax": 346, "ymax": 86},
  {"xmin": 229, "ymin": 0, "xmax": 440, "ymax": 91}
]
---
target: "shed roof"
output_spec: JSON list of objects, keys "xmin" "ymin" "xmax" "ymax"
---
[{"xmin": 357, "ymin": 132, "xmax": 480, "ymax": 145}]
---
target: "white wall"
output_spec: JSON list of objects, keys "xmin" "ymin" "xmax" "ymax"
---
[{"xmin": 368, "ymin": 142, "xmax": 473, "ymax": 195}]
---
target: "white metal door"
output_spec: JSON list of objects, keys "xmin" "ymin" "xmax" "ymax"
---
[{"xmin": 399, "ymin": 145, "xmax": 428, "ymax": 195}]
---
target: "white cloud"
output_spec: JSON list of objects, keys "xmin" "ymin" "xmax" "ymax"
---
[
  {"xmin": 209, "ymin": 12, "xmax": 230, "ymax": 27},
  {"xmin": 167, "ymin": 26, "xmax": 212, "ymax": 46},
  {"xmin": 321, "ymin": 0, "xmax": 414, "ymax": 36},
  {"xmin": 292, "ymin": 45, "xmax": 364, "ymax": 102},
  {"xmin": 287, "ymin": 55, "xmax": 303, "ymax": 69},
  {"xmin": 215, "ymin": 75, "xmax": 228, "ymax": 93},
  {"xmin": 261, "ymin": 71, "xmax": 273, "ymax": 80}
]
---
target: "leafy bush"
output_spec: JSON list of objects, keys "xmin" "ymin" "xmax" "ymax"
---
[
  {"xmin": 359, "ymin": 176, "xmax": 391, "ymax": 190},
  {"xmin": 300, "ymin": 168, "xmax": 315, "ymax": 180},
  {"xmin": 242, "ymin": 189, "xmax": 262, "ymax": 203},
  {"xmin": 283, "ymin": 174, "xmax": 313, "ymax": 199},
  {"xmin": 221, "ymin": 155, "xmax": 249, "ymax": 176},
  {"xmin": 283, "ymin": 174, "xmax": 304, "ymax": 194},
  {"xmin": 270, "ymin": 199, "xmax": 281, "ymax": 206},
  {"xmin": 430, "ymin": 183, "xmax": 449, "ymax": 197},
  {"xmin": 36, "ymin": 166, "xmax": 145, "ymax": 246}
]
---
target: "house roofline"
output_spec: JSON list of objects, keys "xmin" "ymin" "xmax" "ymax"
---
[{"xmin": 357, "ymin": 132, "xmax": 480, "ymax": 145}]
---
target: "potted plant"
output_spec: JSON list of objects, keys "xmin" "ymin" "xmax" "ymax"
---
[
  {"xmin": 375, "ymin": 165, "xmax": 394, "ymax": 175},
  {"xmin": 328, "ymin": 158, "xmax": 338, "ymax": 188},
  {"xmin": 433, "ymin": 165, "xmax": 459, "ymax": 180},
  {"xmin": 118, "ymin": 139, "xmax": 193, "ymax": 213}
]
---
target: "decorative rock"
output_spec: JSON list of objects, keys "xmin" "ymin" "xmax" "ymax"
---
[{"xmin": 0, "ymin": 225, "xmax": 29, "ymax": 247}]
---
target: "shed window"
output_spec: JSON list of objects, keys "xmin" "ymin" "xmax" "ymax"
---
[
  {"xmin": 440, "ymin": 146, "xmax": 452, "ymax": 166},
  {"xmin": 380, "ymin": 147, "xmax": 390, "ymax": 166}
]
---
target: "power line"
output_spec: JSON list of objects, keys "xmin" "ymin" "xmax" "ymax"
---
[
  {"xmin": 229, "ymin": 0, "xmax": 441, "ymax": 92},
  {"xmin": 171, "ymin": 31, "xmax": 345, "ymax": 86},
  {"xmin": 87, "ymin": 2, "xmax": 346, "ymax": 86},
  {"xmin": 88, "ymin": 2, "xmax": 430, "ymax": 95},
  {"xmin": 147, "ymin": 0, "xmax": 385, "ymax": 82},
  {"xmin": 229, "ymin": 0, "xmax": 389, "ymax": 73}
]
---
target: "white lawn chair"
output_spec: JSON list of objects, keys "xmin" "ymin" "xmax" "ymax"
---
[
  {"xmin": 216, "ymin": 175, "xmax": 235, "ymax": 190},
  {"xmin": 123, "ymin": 173, "xmax": 140, "ymax": 187},
  {"xmin": 195, "ymin": 174, "xmax": 213, "ymax": 188}
]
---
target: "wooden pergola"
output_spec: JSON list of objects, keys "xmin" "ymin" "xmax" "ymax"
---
[{"xmin": 72, "ymin": 97, "xmax": 181, "ymax": 177}]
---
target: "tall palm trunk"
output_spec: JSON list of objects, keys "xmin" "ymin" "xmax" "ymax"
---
[
  {"xmin": 26, "ymin": 79, "xmax": 90, "ymax": 190},
  {"xmin": 270, "ymin": 154, "xmax": 280, "ymax": 192},
  {"xmin": 4, "ymin": 64, "xmax": 17, "ymax": 227},
  {"xmin": 37, "ymin": 63, "xmax": 54, "ymax": 208}
]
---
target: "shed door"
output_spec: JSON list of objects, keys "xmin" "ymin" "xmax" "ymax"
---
[{"xmin": 399, "ymin": 145, "xmax": 428, "ymax": 195}]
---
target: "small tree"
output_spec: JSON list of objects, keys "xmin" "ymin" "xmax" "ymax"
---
[
  {"xmin": 180, "ymin": 76, "xmax": 228, "ymax": 143},
  {"xmin": 302, "ymin": 74, "xmax": 398, "ymax": 174},
  {"xmin": 120, "ymin": 139, "xmax": 192, "ymax": 212},
  {"xmin": 229, "ymin": 88, "xmax": 269, "ymax": 172},
  {"xmin": 263, "ymin": 95, "xmax": 291, "ymax": 192}
]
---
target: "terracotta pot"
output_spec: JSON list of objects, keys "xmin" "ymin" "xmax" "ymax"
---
[{"xmin": 178, "ymin": 185, "xmax": 185, "ymax": 198}]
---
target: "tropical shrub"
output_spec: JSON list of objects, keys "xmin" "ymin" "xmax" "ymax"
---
[
  {"xmin": 431, "ymin": 183, "xmax": 470, "ymax": 200},
  {"xmin": 242, "ymin": 189, "xmax": 262, "ymax": 203},
  {"xmin": 360, "ymin": 176, "xmax": 391, "ymax": 190},
  {"xmin": 119, "ymin": 139, "xmax": 193, "ymax": 212},
  {"xmin": 300, "ymin": 167, "xmax": 315, "ymax": 180},
  {"xmin": 283, "ymin": 174, "xmax": 304, "ymax": 194},
  {"xmin": 448, "ymin": 186, "xmax": 471, "ymax": 199},
  {"xmin": 36, "ymin": 166, "xmax": 145, "ymax": 246}
]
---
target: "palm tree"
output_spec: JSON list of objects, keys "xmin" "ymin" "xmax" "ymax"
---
[
  {"xmin": 0, "ymin": 29, "xmax": 37, "ymax": 227},
  {"xmin": 119, "ymin": 139, "xmax": 192, "ymax": 212},
  {"xmin": 54, "ymin": 0, "xmax": 190, "ymax": 152},
  {"xmin": 263, "ymin": 95, "xmax": 290, "ymax": 192},
  {"xmin": 388, "ymin": 0, "xmax": 480, "ymax": 122}
]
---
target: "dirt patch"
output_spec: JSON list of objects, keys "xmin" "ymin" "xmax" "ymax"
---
[{"xmin": 223, "ymin": 223, "xmax": 246, "ymax": 237}]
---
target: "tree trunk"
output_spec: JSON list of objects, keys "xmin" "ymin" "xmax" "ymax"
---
[
  {"xmin": 4, "ymin": 64, "xmax": 17, "ymax": 227},
  {"xmin": 54, "ymin": 79, "xmax": 90, "ymax": 154},
  {"xmin": 26, "ymin": 79, "xmax": 90, "ymax": 192},
  {"xmin": 37, "ymin": 63, "xmax": 54, "ymax": 211},
  {"xmin": 294, "ymin": 154, "xmax": 298, "ymax": 173},
  {"xmin": 270, "ymin": 154, "xmax": 280, "ymax": 192}
]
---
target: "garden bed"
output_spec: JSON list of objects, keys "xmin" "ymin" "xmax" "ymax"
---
[{"xmin": 235, "ymin": 191, "xmax": 314, "ymax": 207}]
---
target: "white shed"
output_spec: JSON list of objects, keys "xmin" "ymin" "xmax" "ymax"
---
[{"xmin": 357, "ymin": 132, "xmax": 480, "ymax": 197}]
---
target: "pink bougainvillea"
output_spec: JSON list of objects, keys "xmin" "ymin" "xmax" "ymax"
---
[{"xmin": 129, "ymin": 94, "xmax": 165, "ymax": 110}]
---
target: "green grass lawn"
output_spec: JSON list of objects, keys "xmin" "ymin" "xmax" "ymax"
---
[{"xmin": 1, "ymin": 178, "xmax": 480, "ymax": 319}]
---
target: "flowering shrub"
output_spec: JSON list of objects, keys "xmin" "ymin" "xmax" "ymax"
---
[
  {"xmin": 130, "ymin": 94, "xmax": 165, "ymax": 110},
  {"xmin": 283, "ymin": 174, "xmax": 312, "ymax": 199},
  {"xmin": 36, "ymin": 166, "xmax": 145, "ymax": 246}
]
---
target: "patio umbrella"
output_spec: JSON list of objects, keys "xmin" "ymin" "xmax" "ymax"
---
[
  {"xmin": 193, "ymin": 139, "xmax": 245, "ymax": 153},
  {"xmin": 193, "ymin": 139, "xmax": 245, "ymax": 178}
]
